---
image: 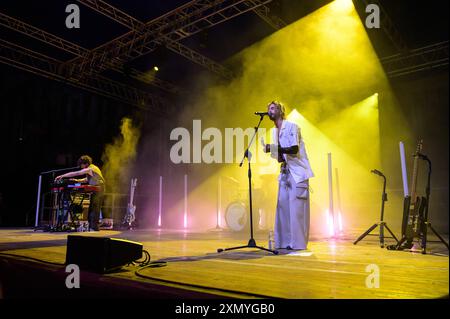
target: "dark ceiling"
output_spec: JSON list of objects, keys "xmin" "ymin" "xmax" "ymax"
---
[{"xmin": 1, "ymin": 0, "xmax": 448, "ymax": 100}]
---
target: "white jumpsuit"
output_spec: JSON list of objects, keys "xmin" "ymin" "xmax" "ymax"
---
[{"xmin": 270, "ymin": 120, "xmax": 314, "ymax": 250}]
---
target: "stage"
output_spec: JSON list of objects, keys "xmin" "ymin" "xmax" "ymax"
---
[{"xmin": 0, "ymin": 227, "xmax": 448, "ymax": 299}]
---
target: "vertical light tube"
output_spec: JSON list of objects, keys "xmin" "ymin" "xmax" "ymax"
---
[
  {"xmin": 326, "ymin": 209, "xmax": 334, "ymax": 237},
  {"xmin": 338, "ymin": 212, "xmax": 343, "ymax": 233},
  {"xmin": 158, "ymin": 175, "xmax": 162, "ymax": 227},
  {"xmin": 217, "ymin": 176, "xmax": 222, "ymax": 228},
  {"xmin": 258, "ymin": 208, "xmax": 263, "ymax": 230},
  {"xmin": 328, "ymin": 153, "xmax": 335, "ymax": 236},
  {"xmin": 335, "ymin": 167, "xmax": 343, "ymax": 233},
  {"xmin": 399, "ymin": 142, "xmax": 409, "ymax": 197},
  {"xmin": 184, "ymin": 174, "xmax": 188, "ymax": 228},
  {"xmin": 35, "ymin": 175, "xmax": 42, "ymax": 227}
]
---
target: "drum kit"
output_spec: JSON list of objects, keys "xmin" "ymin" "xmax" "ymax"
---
[
  {"xmin": 225, "ymin": 201, "xmax": 248, "ymax": 232},
  {"xmin": 223, "ymin": 187, "xmax": 266, "ymax": 232}
]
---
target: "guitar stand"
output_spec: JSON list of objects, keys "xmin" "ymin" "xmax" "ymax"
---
[
  {"xmin": 388, "ymin": 236, "xmax": 413, "ymax": 251},
  {"xmin": 121, "ymin": 178, "xmax": 138, "ymax": 231},
  {"xmin": 418, "ymin": 155, "xmax": 449, "ymax": 254},
  {"xmin": 389, "ymin": 154, "xmax": 449, "ymax": 253},
  {"xmin": 355, "ymin": 221, "xmax": 399, "ymax": 248},
  {"xmin": 354, "ymin": 171, "xmax": 399, "ymax": 248}
]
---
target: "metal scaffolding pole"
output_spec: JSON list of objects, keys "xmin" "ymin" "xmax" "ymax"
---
[
  {"xmin": 252, "ymin": 3, "xmax": 287, "ymax": 30},
  {"xmin": 67, "ymin": 0, "xmax": 272, "ymax": 75},
  {"xmin": 0, "ymin": 12, "xmax": 182, "ymax": 94},
  {"xmin": 0, "ymin": 39, "xmax": 170, "ymax": 114},
  {"xmin": 361, "ymin": 0, "xmax": 409, "ymax": 52},
  {"xmin": 381, "ymin": 41, "xmax": 449, "ymax": 78},
  {"xmin": 77, "ymin": 0, "xmax": 234, "ymax": 79}
]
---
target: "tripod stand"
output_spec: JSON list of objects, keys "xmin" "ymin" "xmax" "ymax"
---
[
  {"xmin": 354, "ymin": 170, "xmax": 399, "ymax": 247},
  {"xmin": 217, "ymin": 115, "xmax": 278, "ymax": 255},
  {"xmin": 418, "ymin": 154, "xmax": 449, "ymax": 254}
]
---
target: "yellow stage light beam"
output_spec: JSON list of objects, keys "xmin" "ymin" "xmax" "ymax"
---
[
  {"xmin": 318, "ymin": 93, "xmax": 381, "ymax": 170},
  {"xmin": 285, "ymin": 108, "xmax": 381, "ymax": 236},
  {"xmin": 165, "ymin": 0, "xmax": 411, "ymax": 232},
  {"xmin": 331, "ymin": 0, "xmax": 355, "ymax": 14}
]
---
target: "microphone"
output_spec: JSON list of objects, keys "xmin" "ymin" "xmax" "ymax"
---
[
  {"xmin": 254, "ymin": 111, "xmax": 269, "ymax": 116},
  {"xmin": 371, "ymin": 169, "xmax": 384, "ymax": 176}
]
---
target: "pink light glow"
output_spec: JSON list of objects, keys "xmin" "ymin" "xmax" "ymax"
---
[
  {"xmin": 326, "ymin": 209, "xmax": 335, "ymax": 237},
  {"xmin": 338, "ymin": 211, "xmax": 343, "ymax": 233},
  {"xmin": 259, "ymin": 208, "xmax": 262, "ymax": 228},
  {"xmin": 158, "ymin": 175, "xmax": 162, "ymax": 227},
  {"xmin": 184, "ymin": 174, "xmax": 188, "ymax": 229}
]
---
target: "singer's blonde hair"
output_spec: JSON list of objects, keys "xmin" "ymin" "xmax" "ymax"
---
[{"xmin": 267, "ymin": 100, "xmax": 286, "ymax": 119}]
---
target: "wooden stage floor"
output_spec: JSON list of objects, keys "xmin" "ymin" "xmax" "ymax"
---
[{"xmin": 0, "ymin": 227, "xmax": 448, "ymax": 299}]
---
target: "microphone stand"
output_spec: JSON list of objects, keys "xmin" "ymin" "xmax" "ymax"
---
[
  {"xmin": 354, "ymin": 170, "xmax": 399, "ymax": 247},
  {"xmin": 217, "ymin": 115, "xmax": 278, "ymax": 255},
  {"xmin": 418, "ymin": 155, "xmax": 449, "ymax": 254},
  {"xmin": 34, "ymin": 166, "xmax": 80, "ymax": 229}
]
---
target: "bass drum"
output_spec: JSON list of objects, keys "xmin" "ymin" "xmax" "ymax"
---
[{"xmin": 225, "ymin": 201, "xmax": 248, "ymax": 232}]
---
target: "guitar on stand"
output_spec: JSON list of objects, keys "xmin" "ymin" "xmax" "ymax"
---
[
  {"xmin": 123, "ymin": 178, "xmax": 137, "ymax": 230},
  {"xmin": 393, "ymin": 140, "xmax": 426, "ymax": 250}
]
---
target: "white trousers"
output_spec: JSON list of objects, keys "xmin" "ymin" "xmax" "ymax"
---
[{"xmin": 274, "ymin": 170, "xmax": 310, "ymax": 250}]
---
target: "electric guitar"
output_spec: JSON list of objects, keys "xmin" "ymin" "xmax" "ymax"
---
[
  {"xmin": 124, "ymin": 178, "xmax": 137, "ymax": 227},
  {"xmin": 400, "ymin": 140, "xmax": 426, "ymax": 247}
]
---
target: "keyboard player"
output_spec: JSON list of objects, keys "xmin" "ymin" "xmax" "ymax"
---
[{"xmin": 55, "ymin": 155, "xmax": 105, "ymax": 231}]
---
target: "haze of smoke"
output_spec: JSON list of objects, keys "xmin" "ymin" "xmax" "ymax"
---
[
  {"xmin": 101, "ymin": 117, "xmax": 140, "ymax": 194},
  {"xmin": 161, "ymin": 1, "xmax": 413, "ymax": 230}
]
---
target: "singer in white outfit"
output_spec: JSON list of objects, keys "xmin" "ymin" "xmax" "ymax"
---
[{"xmin": 261, "ymin": 101, "xmax": 314, "ymax": 250}]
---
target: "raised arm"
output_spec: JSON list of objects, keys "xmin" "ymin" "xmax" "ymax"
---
[
  {"xmin": 55, "ymin": 168, "xmax": 91, "ymax": 181},
  {"xmin": 71, "ymin": 177, "xmax": 88, "ymax": 183}
]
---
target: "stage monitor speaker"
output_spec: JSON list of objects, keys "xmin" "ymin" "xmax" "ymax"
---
[{"xmin": 65, "ymin": 235, "xmax": 143, "ymax": 273}]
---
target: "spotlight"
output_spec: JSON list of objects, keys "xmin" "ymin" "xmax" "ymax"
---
[
  {"xmin": 331, "ymin": 0, "xmax": 354, "ymax": 14},
  {"xmin": 287, "ymin": 109, "xmax": 304, "ymax": 122},
  {"xmin": 153, "ymin": 66, "xmax": 159, "ymax": 72}
]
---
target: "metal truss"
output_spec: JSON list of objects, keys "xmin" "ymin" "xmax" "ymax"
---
[
  {"xmin": 0, "ymin": 12, "xmax": 87, "ymax": 57},
  {"xmin": 0, "ymin": 12, "xmax": 181, "ymax": 94},
  {"xmin": 361, "ymin": 0, "xmax": 409, "ymax": 52},
  {"xmin": 252, "ymin": 3, "xmax": 287, "ymax": 30},
  {"xmin": 381, "ymin": 41, "xmax": 449, "ymax": 78},
  {"xmin": 0, "ymin": 38, "xmax": 170, "ymax": 114},
  {"xmin": 76, "ymin": 0, "xmax": 234, "ymax": 79},
  {"xmin": 68, "ymin": 0, "xmax": 272, "ymax": 75},
  {"xmin": 3, "ymin": 0, "xmax": 446, "ymax": 109}
]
